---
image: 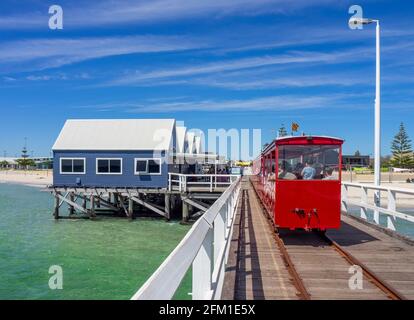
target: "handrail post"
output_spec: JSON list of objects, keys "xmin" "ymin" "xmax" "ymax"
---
[
  {"xmin": 210, "ymin": 175, "xmax": 213, "ymax": 192},
  {"xmin": 168, "ymin": 173, "xmax": 172, "ymax": 191},
  {"xmin": 214, "ymin": 206, "xmax": 226, "ymax": 264},
  {"xmin": 192, "ymin": 227, "xmax": 213, "ymax": 300},
  {"xmin": 373, "ymin": 187, "xmax": 380, "ymax": 224},
  {"xmin": 360, "ymin": 186, "xmax": 368, "ymax": 220},
  {"xmin": 387, "ymin": 189, "xmax": 396, "ymax": 231},
  {"xmin": 341, "ymin": 184, "xmax": 348, "ymax": 213},
  {"xmin": 227, "ymin": 193, "xmax": 232, "ymax": 227}
]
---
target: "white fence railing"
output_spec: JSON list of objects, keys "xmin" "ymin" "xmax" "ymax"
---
[
  {"xmin": 341, "ymin": 182, "xmax": 414, "ymax": 231},
  {"xmin": 131, "ymin": 177, "xmax": 242, "ymax": 300},
  {"xmin": 168, "ymin": 173, "xmax": 240, "ymax": 192}
]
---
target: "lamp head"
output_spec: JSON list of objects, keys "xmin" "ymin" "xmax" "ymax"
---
[{"xmin": 349, "ymin": 17, "xmax": 377, "ymax": 26}]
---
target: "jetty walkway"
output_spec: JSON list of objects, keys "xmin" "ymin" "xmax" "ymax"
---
[
  {"xmin": 131, "ymin": 176, "xmax": 414, "ymax": 300},
  {"xmin": 223, "ymin": 178, "xmax": 414, "ymax": 300}
]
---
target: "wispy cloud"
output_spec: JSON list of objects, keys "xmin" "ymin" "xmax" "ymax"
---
[
  {"xmin": 0, "ymin": 0, "xmax": 340, "ymax": 30},
  {"xmin": 0, "ymin": 35, "xmax": 205, "ymax": 72},
  {"xmin": 72, "ymin": 93, "xmax": 370, "ymax": 113},
  {"xmin": 190, "ymin": 73, "xmax": 372, "ymax": 90},
  {"xmin": 106, "ymin": 47, "xmax": 374, "ymax": 86}
]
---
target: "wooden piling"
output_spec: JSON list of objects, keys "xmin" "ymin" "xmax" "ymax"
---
[
  {"xmin": 165, "ymin": 194, "xmax": 171, "ymax": 221},
  {"xmin": 69, "ymin": 192, "xmax": 75, "ymax": 215},
  {"xmin": 114, "ymin": 193, "xmax": 119, "ymax": 208},
  {"xmin": 54, "ymin": 192, "xmax": 59, "ymax": 219},
  {"xmin": 128, "ymin": 198, "xmax": 134, "ymax": 219},
  {"xmin": 90, "ymin": 195, "xmax": 96, "ymax": 219},
  {"xmin": 182, "ymin": 197, "xmax": 189, "ymax": 223},
  {"xmin": 82, "ymin": 196, "xmax": 87, "ymax": 210}
]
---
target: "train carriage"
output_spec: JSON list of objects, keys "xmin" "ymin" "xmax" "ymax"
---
[{"xmin": 252, "ymin": 135, "xmax": 344, "ymax": 231}]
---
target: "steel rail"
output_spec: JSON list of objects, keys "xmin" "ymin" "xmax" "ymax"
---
[
  {"xmin": 250, "ymin": 178, "xmax": 311, "ymax": 300},
  {"xmin": 319, "ymin": 232, "xmax": 407, "ymax": 300},
  {"xmin": 272, "ymin": 230, "xmax": 311, "ymax": 300},
  {"xmin": 250, "ymin": 177, "xmax": 407, "ymax": 301}
]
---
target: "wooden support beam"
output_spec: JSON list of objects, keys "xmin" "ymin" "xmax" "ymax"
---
[
  {"xmin": 130, "ymin": 196, "xmax": 167, "ymax": 218},
  {"xmin": 82, "ymin": 196, "xmax": 87, "ymax": 210},
  {"xmin": 69, "ymin": 192, "xmax": 75, "ymax": 215},
  {"xmin": 118, "ymin": 194, "xmax": 128, "ymax": 217},
  {"xmin": 89, "ymin": 195, "xmax": 96, "ymax": 219},
  {"xmin": 182, "ymin": 197, "xmax": 209, "ymax": 212},
  {"xmin": 54, "ymin": 192, "xmax": 60, "ymax": 219},
  {"xmin": 96, "ymin": 196, "xmax": 118, "ymax": 211},
  {"xmin": 56, "ymin": 193, "xmax": 88, "ymax": 215},
  {"xmin": 58, "ymin": 191, "xmax": 70, "ymax": 208},
  {"xmin": 113, "ymin": 193, "xmax": 119, "ymax": 207},
  {"xmin": 128, "ymin": 198, "xmax": 134, "ymax": 219},
  {"xmin": 182, "ymin": 198, "xmax": 189, "ymax": 223},
  {"xmin": 165, "ymin": 194, "xmax": 171, "ymax": 220}
]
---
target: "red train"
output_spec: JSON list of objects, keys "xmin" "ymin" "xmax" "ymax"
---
[{"xmin": 252, "ymin": 135, "xmax": 344, "ymax": 231}]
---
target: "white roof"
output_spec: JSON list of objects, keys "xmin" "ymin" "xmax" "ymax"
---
[
  {"xmin": 52, "ymin": 119, "xmax": 176, "ymax": 151},
  {"xmin": 0, "ymin": 157, "xmax": 18, "ymax": 164},
  {"xmin": 176, "ymin": 126, "xmax": 187, "ymax": 153}
]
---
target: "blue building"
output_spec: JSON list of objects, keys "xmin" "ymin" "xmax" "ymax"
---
[{"xmin": 52, "ymin": 119, "xmax": 180, "ymax": 188}]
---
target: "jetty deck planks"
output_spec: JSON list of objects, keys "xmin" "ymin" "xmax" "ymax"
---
[{"xmin": 224, "ymin": 178, "xmax": 414, "ymax": 300}]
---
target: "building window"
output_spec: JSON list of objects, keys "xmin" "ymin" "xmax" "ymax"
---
[
  {"xmin": 134, "ymin": 158, "xmax": 161, "ymax": 175},
  {"xmin": 60, "ymin": 158, "xmax": 85, "ymax": 174},
  {"xmin": 96, "ymin": 158, "xmax": 122, "ymax": 174}
]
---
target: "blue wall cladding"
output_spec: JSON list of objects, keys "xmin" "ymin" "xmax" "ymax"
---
[{"xmin": 53, "ymin": 150, "xmax": 169, "ymax": 188}]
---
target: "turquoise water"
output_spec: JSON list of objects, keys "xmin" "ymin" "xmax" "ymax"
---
[
  {"xmin": 347, "ymin": 206, "xmax": 414, "ymax": 239},
  {"xmin": 0, "ymin": 183, "xmax": 191, "ymax": 300}
]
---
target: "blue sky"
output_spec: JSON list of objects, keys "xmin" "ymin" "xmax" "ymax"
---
[{"xmin": 0, "ymin": 0, "xmax": 413, "ymax": 158}]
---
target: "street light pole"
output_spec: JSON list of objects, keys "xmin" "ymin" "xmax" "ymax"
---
[
  {"xmin": 350, "ymin": 17, "xmax": 381, "ymax": 209},
  {"xmin": 374, "ymin": 20, "xmax": 381, "ymax": 208}
]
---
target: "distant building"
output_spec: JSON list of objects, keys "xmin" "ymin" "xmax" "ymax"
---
[
  {"xmin": 0, "ymin": 156, "xmax": 52, "ymax": 169},
  {"xmin": 0, "ymin": 157, "xmax": 18, "ymax": 169},
  {"xmin": 342, "ymin": 154, "xmax": 370, "ymax": 167},
  {"xmin": 51, "ymin": 119, "xmax": 214, "ymax": 188}
]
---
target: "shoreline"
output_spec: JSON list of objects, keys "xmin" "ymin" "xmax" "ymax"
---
[{"xmin": 0, "ymin": 170, "xmax": 52, "ymax": 188}]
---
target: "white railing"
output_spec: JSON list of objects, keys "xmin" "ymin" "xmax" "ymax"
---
[
  {"xmin": 168, "ymin": 173, "xmax": 240, "ymax": 192},
  {"xmin": 341, "ymin": 182, "xmax": 414, "ymax": 231},
  {"xmin": 131, "ymin": 176, "xmax": 242, "ymax": 300}
]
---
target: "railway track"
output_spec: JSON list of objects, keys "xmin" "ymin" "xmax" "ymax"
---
[
  {"xmin": 250, "ymin": 178, "xmax": 407, "ymax": 300},
  {"xmin": 319, "ymin": 232, "xmax": 407, "ymax": 300}
]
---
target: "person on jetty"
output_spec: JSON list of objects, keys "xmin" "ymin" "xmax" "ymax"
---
[
  {"xmin": 323, "ymin": 167, "xmax": 336, "ymax": 180},
  {"xmin": 301, "ymin": 160, "xmax": 316, "ymax": 180},
  {"xmin": 278, "ymin": 161, "xmax": 296, "ymax": 180}
]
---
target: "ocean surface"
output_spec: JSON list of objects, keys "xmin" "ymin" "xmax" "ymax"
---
[
  {"xmin": 0, "ymin": 183, "xmax": 191, "ymax": 300},
  {"xmin": 347, "ymin": 206, "xmax": 414, "ymax": 239}
]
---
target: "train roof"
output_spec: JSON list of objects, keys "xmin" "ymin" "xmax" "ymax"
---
[{"xmin": 260, "ymin": 135, "xmax": 344, "ymax": 155}]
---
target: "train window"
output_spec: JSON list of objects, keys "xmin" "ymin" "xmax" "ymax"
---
[{"xmin": 277, "ymin": 145, "xmax": 340, "ymax": 180}]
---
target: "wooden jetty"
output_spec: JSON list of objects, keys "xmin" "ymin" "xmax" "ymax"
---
[
  {"xmin": 49, "ymin": 174, "xmax": 238, "ymax": 222},
  {"xmin": 223, "ymin": 178, "xmax": 414, "ymax": 300}
]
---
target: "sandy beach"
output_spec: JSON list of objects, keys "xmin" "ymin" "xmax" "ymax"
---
[{"xmin": 0, "ymin": 170, "xmax": 52, "ymax": 187}]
